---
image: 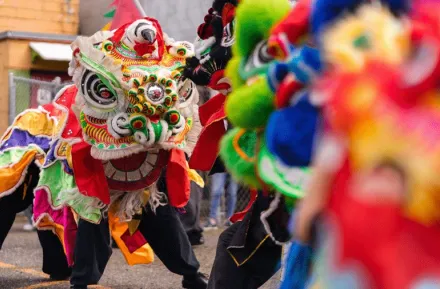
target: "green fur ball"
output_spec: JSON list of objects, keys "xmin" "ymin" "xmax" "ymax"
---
[
  {"xmin": 226, "ymin": 57, "xmax": 245, "ymax": 89},
  {"xmin": 220, "ymin": 128, "xmax": 262, "ymax": 188},
  {"xmin": 234, "ymin": 0, "xmax": 291, "ymax": 57},
  {"xmin": 226, "ymin": 77, "xmax": 274, "ymax": 129}
]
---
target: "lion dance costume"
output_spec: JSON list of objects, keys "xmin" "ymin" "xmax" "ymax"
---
[
  {"xmin": 187, "ymin": 0, "xmax": 311, "ymax": 288},
  {"xmin": 0, "ymin": 17, "xmax": 209, "ymax": 289},
  {"xmin": 245, "ymin": 0, "xmax": 413, "ymax": 287},
  {"xmin": 284, "ymin": 0, "xmax": 440, "ymax": 288}
]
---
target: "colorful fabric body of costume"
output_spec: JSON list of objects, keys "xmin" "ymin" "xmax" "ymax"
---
[
  {"xmin": 263, "ymin": 1, "xmax": 413, "ymax": 288},
  {"xmin": 294, "ymin": 1, "xmax": 440, "ymax": 288},
  {"xmin": 0, "ymin": 17, "xmax": 202, "ymax": 268}
]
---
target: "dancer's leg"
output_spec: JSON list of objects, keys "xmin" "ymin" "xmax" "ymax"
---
[
  {"xmin": 139, "ymin": 203, "xmax": 207, "ymax": 289},
  {"xmin": 208, "ymin": 221, "xmax": 282, "ymax": 289},
  {"xmin": 225, "ymin": 175, "xmax": 238, "ymax": 220},
  {"xmin": 37, "ymin": 230, "xmax": 71, "ymax": 279},
  {"xmin": 0, "ymin": 195, "xmax": 19, "ymax": 249},
  {"xmin": 140, "ymin": 204, "xmax": 200, "ymax": 275},
  {"xmin": 70, "ymin": 218, "xmax": 112, "ymax": 288},
  {"xmin": 207, "ymin": 223, "xmax": 250, "ymax": 289},
  {"xmin": 0, "ymin": 164, "xmax": 38, "ymax": 248},
  {"xmin": 208, "ymin": 173, "xmax": 227, "ymax": 222}
]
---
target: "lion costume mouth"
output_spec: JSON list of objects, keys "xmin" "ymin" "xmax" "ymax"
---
[{"xmin": 104, "ymin": 149, "xmax": 168, "ymax": 191}]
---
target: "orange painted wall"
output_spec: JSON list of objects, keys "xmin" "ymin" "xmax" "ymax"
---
[{"xmin": 0, "ymin": 0, "xmax": 79, "ymax": 35}]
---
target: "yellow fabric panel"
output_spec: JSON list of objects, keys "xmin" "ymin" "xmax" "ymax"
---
[
  {"xmin": 10, "ymin": 111, "xmax": 55, "ymax": 137},
  {"xmin": 36, "ymin": 215, "xmax": 67, "ymax": 256},
  {"xmin": 108, "ymin": 212, "xmax": 155, "ymax": 266},
  {"xmin": 188, "ymin": 168, "xmax": 205, "ymax": 188},
  {"xmin": 0, "ymin": 150, "xmax": 37, "ymax": 194}
]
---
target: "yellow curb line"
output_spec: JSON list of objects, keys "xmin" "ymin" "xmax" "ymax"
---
[
  {"xmin": 0, "ymin": 261, "xmax": 110, "ymax": 289},
  {"xmin": 0, "ymin": 261, "xmax": 48, "ymax": 278},
  {"xmin": 18, "ymin": 281, "xmax": 69, "ymax": 289}
]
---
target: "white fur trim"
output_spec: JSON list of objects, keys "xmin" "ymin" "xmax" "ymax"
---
[
  {"xmin": 109, "ymin": 190, "xmax": 145, "ymax": 222},
  {"xmin": 260, "ymin": 193, "xmax": 286, "ymax": 246},
  {"xmin": 148, "ymin": 184, "xmax": 167, "ymax": 213},
  {"xmin": 183, "ymin": 111, "xmax": 202, "ymax": 156}
]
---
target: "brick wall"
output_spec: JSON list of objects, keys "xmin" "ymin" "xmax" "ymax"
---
[{"xmin": 0, "ymin": 0, "xmax": 79, "ymax": 34}]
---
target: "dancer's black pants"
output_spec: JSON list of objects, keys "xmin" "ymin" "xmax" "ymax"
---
[
  {"xmin": 0, "ymin": 165, "xmax": 199, "ymax": 286},
  {"xmin": 207, "ymin": 192, "xmax": 283, "ymax": 289},
  {"xmin": 70, "ymin": 203, "xmax": 200, "ymax": 286},
  {"xmin": 207, "ymin": 222, "xmax": 281, "ymax": 289},
  {"xmin": 0, "ymin": 164, "xmax": 70, "ymax": 277}
]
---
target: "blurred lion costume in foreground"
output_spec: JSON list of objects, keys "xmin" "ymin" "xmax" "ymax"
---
[{"xmin": 294, "ymin": 1, "xmax": 440, "ymax": 288}]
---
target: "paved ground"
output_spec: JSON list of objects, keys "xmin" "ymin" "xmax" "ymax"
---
[{"xmin": 0, "ymin": 217, "xmax": 281, "ymax": 289}]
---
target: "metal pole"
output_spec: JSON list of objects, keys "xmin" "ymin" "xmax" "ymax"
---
[
  {"xmin": 8, "ymin": 72, "xmax": 16, "ymax": 125},
  {"xmin": 51, "ymin": 76, "xmax": 62, "ymax": 101},
  {"xmin": 132, "ymin": 0, "xmax": 147, "ymax": 17}
]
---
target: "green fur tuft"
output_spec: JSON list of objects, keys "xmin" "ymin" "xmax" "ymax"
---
[
  {"xmin": 226, "ymin": 57, "xmax": 245, "ymax": 89},
  {"xmin": 220, "ymin": 0, "xmax": 290, "ymax": 190},
  {"xmin": 226, "ymin": 77, "xmax": 274, "ymax": 129},
  {"xmin": 220, "ymin": 128, "xmax": 262, "ymax": 188},
  {"xmin": 234, "ymin": 0, "xmax": 291, "ymax": 57}
]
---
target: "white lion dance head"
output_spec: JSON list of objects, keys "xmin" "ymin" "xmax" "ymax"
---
[{"xmin": 69, "ymin": 17, "xmax": 200, "ymax": 161}]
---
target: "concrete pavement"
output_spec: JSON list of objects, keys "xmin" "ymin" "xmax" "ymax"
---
[{"xmin": 0, "ymin": 218, "xmax": 280, "ymax": 289}]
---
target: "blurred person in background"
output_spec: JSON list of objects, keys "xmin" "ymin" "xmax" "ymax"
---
[
  {"xmin": 204, "ymin": 153, "xmax": 238, "ymax": 230},
  {"xmin": 180, "ymin": 86, "xmax": 211, "ymax": 245},
  {"xmin": 22, "ymin": 205, "xmax": 35, "ymax": 231},
  {"xmin": 181, "ymin": 177, "xmax": 206, "ymax": 246}
]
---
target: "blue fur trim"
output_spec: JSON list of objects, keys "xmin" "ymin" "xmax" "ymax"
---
[{"xmin": 265, "ymin": 94, "xmax": 319, "ymax": 167}]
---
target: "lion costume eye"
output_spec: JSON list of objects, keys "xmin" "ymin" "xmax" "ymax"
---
[
  {"xmin": 244, "ymin": 40, "xmax": 274, "ymax": 72},
  {"xmin": 81, "ymin": 69, "xmax": 118, "ymax": 109}
]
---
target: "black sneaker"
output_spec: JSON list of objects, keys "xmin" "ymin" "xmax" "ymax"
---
[
  {"xmin": 49, "ymin": 273, "xmax": 70, "ymax": 281},
  {"xmin": 49, "ymin": 268, "xmax": 71, "ymax": 281},
  {"xmin": 182, "ymin": 272, "xmax": 208, "ymax": 289},
  {"xmin": 189, "ymin": 234, "xmax": 205, "ymax": 246}
]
